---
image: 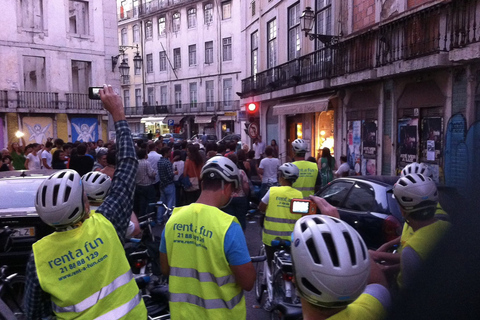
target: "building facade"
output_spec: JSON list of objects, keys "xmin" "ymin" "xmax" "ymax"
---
[
  {"xmin": 239, "ymin": 0, "xmax": 480, "ymax": 195},
  {"xmin": 0, "ymin": 0, "xmax": 120, "ymax": 149},
  {"xmin": 117, "ymin": 0, "xmax": 244, "ymax": 140}
]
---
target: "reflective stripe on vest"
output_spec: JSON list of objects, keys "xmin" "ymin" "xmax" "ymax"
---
[
  {"xmin": 53, "ymin": 270, "xmax": 134, "ymax": 313},
  {"xmin": 262, "ymin": 186, "xmax": 303, "ymax": 245},
  {"xmin": 295, "ymin": 187, "xmax": 314, "ymax": 191},
  {"xmin": 94, "ymin": 291, "xmax": 142, "ymax": 320},
  {"xmin": 171, "ymin": 267, "xmax": 236, "ymax": 287},
  {"xmin": 170, "ymin": 291, "xmax": 244, "ymax": 310}
]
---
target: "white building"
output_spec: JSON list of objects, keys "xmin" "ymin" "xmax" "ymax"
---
[
  {"xmin": 117, "ymin": 0, "xmax": 244, "ymax": 140},
  {"xmin": 0, "ymin": 0, "xmax": 120, "ymax": 148}
]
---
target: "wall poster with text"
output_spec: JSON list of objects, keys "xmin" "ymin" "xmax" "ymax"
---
[
  {"xmin": 421, "ymin": 117, "xmax": 443, "ymax": 163},
  {"xmin": 398, "ymin": 118, "xmax": 419, "ymax": 165},
  {"xmin": 347, "ymin": 120, "xmax": 362, "ymax": 174},
  {"xmin": 71, "ymin": 117, "xmax": 98, "ymax": 142}
]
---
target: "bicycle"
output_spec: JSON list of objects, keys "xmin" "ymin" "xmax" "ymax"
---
[{"xmin": 253, "ymin": 239, "xmax": 301, "ymax": 319}]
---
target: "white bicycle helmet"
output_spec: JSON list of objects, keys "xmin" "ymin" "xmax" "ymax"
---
[
  {"xmin": 82, "ymin": 171, "xmax": 112, "ymax": 201},
  {"xmin": 35, "ymin": 169, "xmax": 86, "ymax": 227},
  {"xmin": 201, "ymin": 156, "xmax": 239, "ymax": 188},
  {"xmin": 291, "ymin": 215, "xmax": 370, "ymax": 308},
  {"xmin": 401, "ymin": 162, "xmax": 432, "ymax": 178},
  {"xmin": 292, "ymin": 139, "xmax": 308, "ymax": 154},
  {"xmin": 393, "ymin": 173, "xmax": 438, "ymax": 213},
  {"xmin": 278, "ymin": 163, "xmax": 299, "ymax": 182}
]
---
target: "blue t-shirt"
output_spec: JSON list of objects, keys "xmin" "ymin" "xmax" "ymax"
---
[{"xmin": 160, "ymin": 221, "xmax": 251, "ymax": 266}]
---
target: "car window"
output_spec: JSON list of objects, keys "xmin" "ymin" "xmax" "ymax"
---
[
  {"xmin": 318, "ymin": 181, "xmax": 354, "ymax": 207},
  {"xmin": 0, "ymin": 178, "xmax": 44, "ymax": 209},
  {"xmin": 343, "ymin": 182, "xmax": 376, "ymax": 212}
]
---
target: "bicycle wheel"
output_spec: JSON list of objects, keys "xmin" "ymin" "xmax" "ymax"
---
[
  {"xmin": 2, "ymin": 275, "xmax": 26, "ymax": 320},
  {"xmin": 254, "ymin": 245, "xmax": 266, "ymax": 302}
]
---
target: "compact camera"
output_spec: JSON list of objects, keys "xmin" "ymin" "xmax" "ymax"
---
[
  {"xmin": 88, "ymin": 87, "xmax": 103, "ymax": 100},
  {"xmin": 290, "ymin": 199, "xmax": 317, "ymax": 215}
]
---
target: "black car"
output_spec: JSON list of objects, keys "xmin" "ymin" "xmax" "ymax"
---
[
  {"xmin": 217, "ymin": 134, "xmax": 241, "ymax": 146},
  {"xmin": 315, "ymin": 176, "xmax": 403, "ymax": 249},
  {"xmin": 0, "ymin": 170, "xmax": 56, "ymax": 274},
  {"xmin": 190, "ymin": 134, "xmax": 218, "ymax": 145}
]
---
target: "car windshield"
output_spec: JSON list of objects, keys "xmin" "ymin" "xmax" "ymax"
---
[{"xmin": 0, "ymin": 178, "xmax": 45, "ymax": 209}]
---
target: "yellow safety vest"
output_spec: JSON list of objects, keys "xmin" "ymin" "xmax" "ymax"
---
[
  {"xmin": 263, "ymin": 186, "xmax": 304, "ymax": 246},
  {"xmin": 328, "ymin": 292, "xmax": 387, "ymax": 320},
  {"xmin": 33, "ymin": 212, "xmax": 146, "ymax": 320},
  {"xmin": 165, "ymin": 203, "xmax": 246, "ymax": 319},
  {"xmin": 292, "ymin": 160, "xmax": 318, "ymax": 197}
]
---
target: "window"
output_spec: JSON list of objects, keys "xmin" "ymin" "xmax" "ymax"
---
[
  {"xmin": 206, "ymin": 80, "xmax": 214, "ymax": 107},
  {"xmin": 146, "ymin": 54, "xmax": 153, "ymax": 73},
  {"xmin": 267, "ymin": 18, "xmax": 277, "ymax": 68},
  {"xmin": 158, "ymin": 16, "xmax": 166, "ymax": 36},
  {"xmin": 133, "ymin": 25, "xmax": 139, "ymax": 43},
  {"xmin": 204, "ymin": 3, "xmax": 213, "ymax": 24},
  {"xmin": 133, "ymin": 0, "xmax": 138, "ymax": 16},
  {"xmin": 69, "ymin": 1, "xmax": 89, "ymax": 36},
  {"xmin": 135, "ymin": 88, "xmax": 142, "ymax": 107},
  {"xmin": 147, "ymin": 87, "xmax": 155, "ymax": 106},
  {"xmin": 288, "ymin": 3, "xmax": 301, "ymax": 60},
  {"xmin": 123, "ymin": 90, "xmax": 130, "ymax": 108},
  {"xmin": 205, "ymin": 41, "xmax": 213, "ymax": 64},
  {"xmin": 121, "ymin": 28, "xmax": 127, "ymax": 45},
  {"xmin": 159, "ymin": 51, "xmax": 167, "ymax": 71},
  {"xmin": 222, "ymin": 1, "xmax": 231, "ymax": 20},
  {"xmin": 134, "ymin": 57, "xmax": 141, "ymax": 75},
  {"xmin": 187, "ymin": 8, "xmax": 196, "ymax": 28},
  {"xmin": 222, "ymin": 37, "xmax": 232, "ymax": 61},
  {"xmin": 19, "ymin": 0, "xmax": 44, "ymax": 30},
  {"xmin": 160, "ymin": 86, "xmax": 167, "ymax": 105},
  {"xmin": 251, "ymin": 1, "xmax": 256, "ymax": 16},
  {"xmin": 188, "ymin": 45, "xmax": 197, "ymax": 66},
  {"xmin": 251, "ymin": 31, "xmax": 258, "ymax": 76},
  {"xmin": 172, "ymin": 12, "xmax": 180, "ymax": 32},
  {"xmin": 343, "ymin": 182, "xmax": 376, "ymax": 212},
  {"xmin": 315, "ymin": 0, "xmax": 332, "ymax": 48},
  {"xmin": 145, "ymin": 20, "xmax": 153, "ymax": 39},
  {"xmin": 223, "ymin": 78, "xmax": 232, "ymax": 107},
  {"xmin": 318, "ymin": 181, "xmax": 353, "ymax": 207},
  {"xmin": 71, "ymin": 60, "xmax": 91, "ymax": 94},
  {"xmin": 189, "ymin": 82, "xmax": 197, "ymax": 108},
  {"xmin": 23, "ymin": 56, "xmax": 46, "ymax": 91},
  {"xmin": 174, "ymin": 84, "xmax": 182, "ymax": 109},
  {"xmin": 174, "ymin": 48, "xmax": 181, "ymax": 69}
]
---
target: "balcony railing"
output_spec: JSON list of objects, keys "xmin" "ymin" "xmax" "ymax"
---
[
  {"xmin": 66, "ymin": 93, "xmax": 104, "ymax": 111},
  {"xmin": 138, "ymin": 0, "xmax": 191, "ymax": 16},
  {"xmin": 0, "ymin": 90, "xmax": 7, "ymax": 109},
  {"xmin": 125, "ymin": 100, "xmax": 240, "ymax": 116},
  {"xmin": 17, "ymin": 91, "xmax": 59, "ymax": 109},
  {"xmin": 241, "ymin": 1, "xmax": 477, "ymax": 98}
]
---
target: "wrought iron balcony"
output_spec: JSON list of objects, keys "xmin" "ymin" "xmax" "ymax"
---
[
  {"xmin": 124, "ymin": 100, "xmax": 240, "ymax": 117},
  {"xmin": 241, "ymin": 0, "xmax": 479, "ymax": 98},
  {"xmin": 65, "ymin": 93, "xmax": 104, "ymax": 111},
  {"xmin": 17, "ymin": 91, "xmax": 59, "ymax": 109}
]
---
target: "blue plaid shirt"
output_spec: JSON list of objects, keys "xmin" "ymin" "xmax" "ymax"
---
[
  {"xmin": 23, "ymin": 120, "xmax": 138, "ymax": 319},
  {"xmin": 157, "ymin": 156, "xmax": 174, "ymax": 189}
]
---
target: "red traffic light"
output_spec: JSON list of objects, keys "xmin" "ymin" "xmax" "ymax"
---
[{"xmin": 246, "ymin": 102, "xmax": 258, "ymax": 113}]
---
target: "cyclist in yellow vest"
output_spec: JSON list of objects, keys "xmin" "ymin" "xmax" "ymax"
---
[
  {"xmin": 291, "ymin": 139, "xmax": 320, "ymax": 197},
  {"xmin": 291, "ymin": 203, "xmax": 391, "ymax": 320},
  {"xmin": 259, "ymin": 163, "xmax": 303, "ymax": 263},
  {"xmin": 159, "ymin": 156, "xmax": 255, "ymax": 319},
  {"xmin": 24, "ymin": 85, "xmax": 147, "ymax": 319}
]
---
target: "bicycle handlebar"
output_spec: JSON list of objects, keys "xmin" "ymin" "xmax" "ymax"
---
[{"xmin": 250, "ymin": 255, "xmax": 267, "ymax": 263}]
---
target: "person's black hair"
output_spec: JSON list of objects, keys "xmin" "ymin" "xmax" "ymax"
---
[
  {"xmin": 247, "ymin": 150, "xmax": 255, "ymax": 159},
  {"xmin": 340, "ymin": 155, "xmax": 347, "ymax": 162},
  {"xmin": 205, "ymin": 142, "xmax": 217, "ymax": 153},
  {"xmin": 227, "ymin": 153, "xmax": 238, "ymax": 165},
  {"xmin": 54, "ymin": 138, "xmax": 64, "ymax": 146},
  {"xmin": 137, "ymin": 148, "xmax": 147, "ymax": 159},
  {"xmin": 321, "ymin": 147, "xmax": 333, "ymax": 168},
  {"xmin": 2, "ymin": 155, "xmax": 12, "ymax": 161},
  {"xmin": 307, "ymin": 156, "xmax": 316, "ymax": 163},
  {"xmin": 237, "ymin": 149, "xmax": 247, "ymax": 162},
  {"xmin": 45, "ymin": 141, "xmax": 53, "ymax": 148},
  {"xmin": 265, "ymin": 146, "xmax": 273, "ymax": 157},
  {"xmin": 217, "ymin": 144, "xmax": 226, "ymax": 154},
  {"xmin": 106, "ymin": 149, "xmax": 116, "ymax": 166},
  {"xmin": 202, "ymin": 178, "xmax": 234, "ymax": 191},
  {"xmin": 77, "ymin": 143, "xmax": 87, "ymax": 155},
  {"xmin": 188, "ymin": 144, "xmax": 203, "ymax": 167},
  {"xmin": 63, "ymin": 143, "xmax": 74, "ymax": 151},
  {"xmin": 160, "ymin": 147, "xmax": 171, "ymax": 157}
]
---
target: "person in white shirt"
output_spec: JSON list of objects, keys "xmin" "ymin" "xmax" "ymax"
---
[
  {"xmin": 41, "ymin": 141, "xmax": 53, "ymax": 169},
  {"xmin": 258, "ymin": 146, "xmax": 281, "ymax": 199},
  {"xmin": 335, "ymin": 155, "xmax": 350, "ymax": 178},
  {"xmin": 25, "ymin": 143, "xmax": 42, "ymax": 170},
  {"xmin": 147, "ymin": 142, "xmax": 162, "ymax": 199},
  {"xmin": 253, "ymin": 136, "xmax": 266, "ymax": 165}
]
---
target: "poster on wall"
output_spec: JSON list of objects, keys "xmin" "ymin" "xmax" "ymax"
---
[
  {"xmin": 23, "ymin": 116, "xmax": 53, "ymax": 144},
  {"xmin": 398, "ymin": 118, "xmax": 418, "ymax": 163},
  {"xmin": 362, "ymin": 158, "xmax": 377, "ymax": 176},
  {"xmin": 362, "ymin": 120, "xmax": 377, "ymax": 158},
  {"xmin": 347, "ymin": 120, "xmax": 362, "ymax": 174},
  {"xmin": 421, "ymin": 117, "xmax": 442, "ymax": 162},
  {"xmin": 71, "ymin": 117, "xmax": 98, "ymax": 142}
]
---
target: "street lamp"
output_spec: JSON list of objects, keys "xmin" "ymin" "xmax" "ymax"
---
[
  {"xmin": 300, "ymin": 7, "xmax": 340, "ymax": 47},
  {"xmin": 111, "ymin": 44, "xmax": 143, "ymax": 76}
]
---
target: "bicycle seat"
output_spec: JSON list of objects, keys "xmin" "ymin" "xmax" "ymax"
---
[{"xmin": 274, "ymin": 302, "xmax": 302, "ymax": 320}]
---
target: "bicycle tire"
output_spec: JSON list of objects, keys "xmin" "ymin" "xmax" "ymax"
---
[
  {"xmin": 254, "ymin": 245, "xmax": 266, "ymax": 303},
  {"xmin": 1, "ymin": 275, "xmax": 26, "ymax": 320}
]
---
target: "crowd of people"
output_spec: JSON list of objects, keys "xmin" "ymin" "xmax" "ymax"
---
[{"xmin": 16, "ymin": 85, "xmax": 456, "ymax": 320}]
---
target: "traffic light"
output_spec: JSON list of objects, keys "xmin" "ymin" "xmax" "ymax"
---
[{"xmin": 246, "ymin": 102, "xmax": 259, "ymax": 123}]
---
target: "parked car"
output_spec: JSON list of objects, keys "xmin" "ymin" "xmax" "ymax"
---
[
  {"xmin": 190, "ymin": 134, "xmax": 218, "ymax": 145},
  {"xmin": 131, "ymin": 132, "xmax": 150, "ymax": 144},
  {"xmin": 161, "ymin": 133, "xmax": 185, "ymax": 146},
  {"xmin": 217, "ymin": 134, "xmax": 241, "ymax": 146},
  {"xmin": 0, "ymin": 170, "xmax": 56, "ymax": 274},
  {"xmin": 315, "ymin": 176, "xmax": 403, "ymax": 249}
]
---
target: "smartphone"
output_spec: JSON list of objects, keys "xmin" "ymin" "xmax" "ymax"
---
[
  {"xmin": 88, "ymin": 87, "xmax": 103, "ymax": 100},
  {"xmin": 290, "ymin": 199, "xmax": 317, "ymax": 215}
]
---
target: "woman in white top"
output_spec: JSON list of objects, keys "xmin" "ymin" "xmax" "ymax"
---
[
  {"xmin": 24, "ymin": 143, "xmax": 42, "ymax": 170},
  {"xmin": 258, "ymin": 146, "xmax": 281, "ymax": 199}
]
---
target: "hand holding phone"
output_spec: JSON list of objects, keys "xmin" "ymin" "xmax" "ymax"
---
[
  {"xmin": 290, "ymin": 199, "xmax": 317, "ymax": 215},
  {"xmin": 88, "ymin": 87, "xmax": 103, "ymax": 100}
]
